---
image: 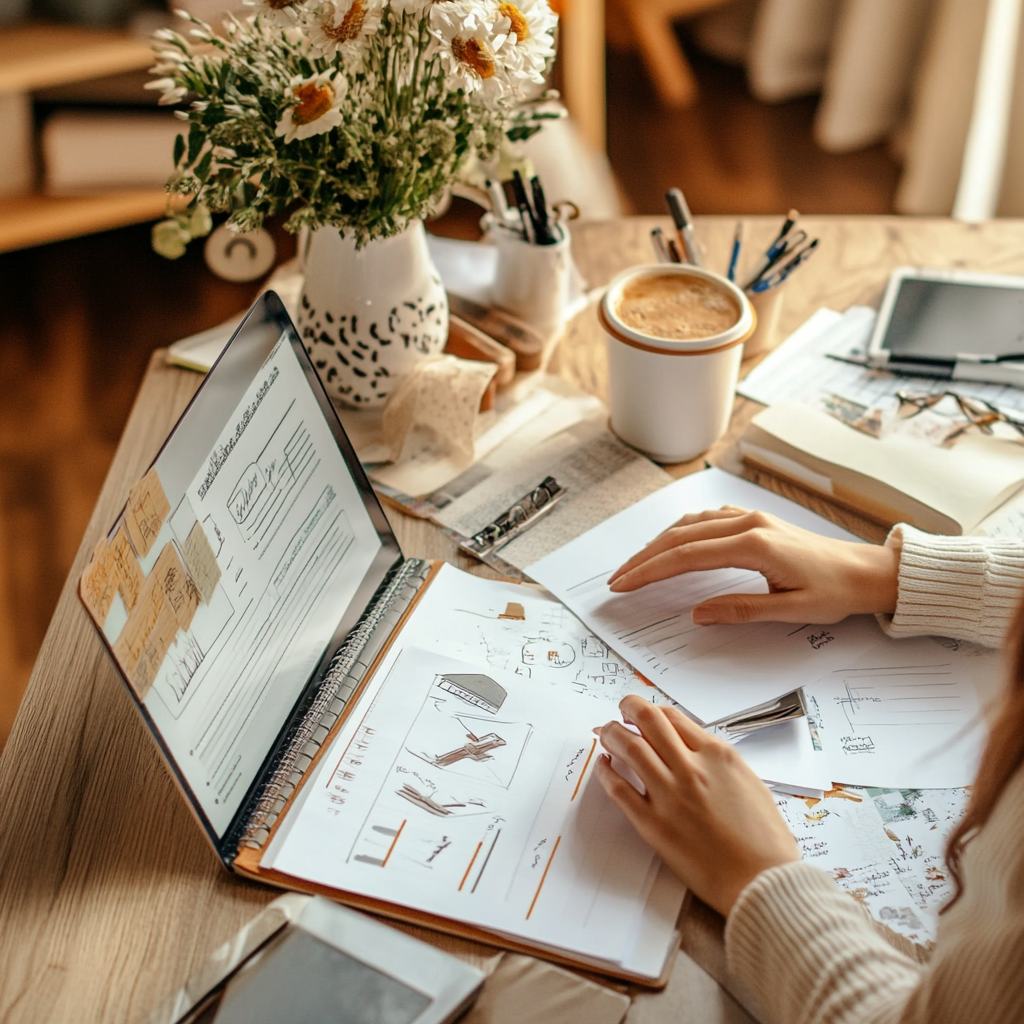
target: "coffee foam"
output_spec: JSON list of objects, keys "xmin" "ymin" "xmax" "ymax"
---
[{"xmin": 614, "ymin": 273, "xmax": 739, "ymax": 341}]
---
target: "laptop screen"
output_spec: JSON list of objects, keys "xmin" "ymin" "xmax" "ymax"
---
[{"xmin": 81, "ymin": 293, "xmax": 401, "ymax": 840}]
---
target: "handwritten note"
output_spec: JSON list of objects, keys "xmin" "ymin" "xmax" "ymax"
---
[
  {"xmin": 80, "ymin": 536, "xmax": 119, "ymax": 623},
  {"xmin": 124, "ymin": 468, "xmax": 171, "ymax": 557},
  {"xmin": 150, "ymin": 543, "xmax": 200, "ymax": 632},
  {"xmin": 807, "ymin": 637, "xmax": 989, "ymax": 788},
  {"xmin": 110, "ymin": 526, "xmax": 143, "ymax": 609},
  {"xmin": 182, "ymin": 522, "xmax": 221, "ymax": 604}
]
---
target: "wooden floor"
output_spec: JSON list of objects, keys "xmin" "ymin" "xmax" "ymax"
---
[{"xmin": 0, "ymin": 47, "xmax": 900, "ymax": 751}]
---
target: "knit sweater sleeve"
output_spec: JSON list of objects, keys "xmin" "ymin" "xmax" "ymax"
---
[
  {"xmin": 724, "ymin": 862, "xmax": 922, "ymax": 1024},
  {"xmin": 875, "ymin": 525, "xmax": 1024, "ymax": 647}
]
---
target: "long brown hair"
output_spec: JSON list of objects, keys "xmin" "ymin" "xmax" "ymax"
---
[{"xmin": 944, "ymin": 597, "xmax": 1024, "ymax": 908}]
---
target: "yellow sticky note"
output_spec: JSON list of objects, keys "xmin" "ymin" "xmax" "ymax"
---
[
  {"xmin": 79, "ymin": 536, "xmax": 118, "ymax": 624},
  {"xmin": 182, "ymin": 522, "xmax": 221, "ymax": 604}
]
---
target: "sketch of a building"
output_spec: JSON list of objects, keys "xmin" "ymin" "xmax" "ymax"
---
[
  {"xmin": 438, "ymin": 673, "xmax": 507, "ymax": 713},
  {"xmin": 433, "ymin": 732, "xmax": 506, "ymax": 767}
]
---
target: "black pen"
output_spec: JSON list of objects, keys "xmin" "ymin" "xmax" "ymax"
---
[
  {"xmin": 825, "ymin": 352, "xmax": 954, "ymax": 381},
  {"xmin": 511, "ymin": 170, "xmax": 538, "ymax": 244},
  {"xmin": 529, "ymin": 175, "xmax": 555, "ymax": 245}
]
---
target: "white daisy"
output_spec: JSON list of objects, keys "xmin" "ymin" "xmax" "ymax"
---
[
  {"xmin": 307, "ymin": 0, "xmax": 383, "ymax": 60},
  {"xmin": 244, "ymin": 0, "xmax": 309, "ymax": 28},
  {"xmin": 144, "ymin": 76, "xmax": 188, "ymax": 105},
  {"xmin": 494, "ymin": 0, "xmax": 556, "ymax": 81},
  {"xmin": 429, "ymin": 0, "xmax": 514, "ymax": 98},
  {"xmin": 274, "ymin": 70, "xmax": 348, "ymax": 142}
]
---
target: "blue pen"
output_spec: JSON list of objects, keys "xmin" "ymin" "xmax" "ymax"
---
[
  {"xmin": 727, "ymin": 220, "xmax": 743, "ymax": 282},
  {"xmin": 751, "ymin": 239, "xmax": 818, "ymax": 293}
]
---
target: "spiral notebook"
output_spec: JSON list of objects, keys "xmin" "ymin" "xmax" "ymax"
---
[{"xmin": 76, "ymin": 292, "xmax": 684, "ymax": 987}]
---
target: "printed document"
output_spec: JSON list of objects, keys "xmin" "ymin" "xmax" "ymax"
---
[
  {"xmin": 527, "ymin": 469, "xmax": 883, "ymax": 723},
  {"xmin": 264, "ymin": 646, "xmax": 663, "ymax": 964}
]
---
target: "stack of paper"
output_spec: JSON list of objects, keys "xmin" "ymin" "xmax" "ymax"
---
[{"xmin": 527, "ymin": 469, "xmax": 995, "ymax": 795}]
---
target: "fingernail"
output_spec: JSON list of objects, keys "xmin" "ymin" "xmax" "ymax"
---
[{"xmin": 692, "ymin": 607, "xmax": 719, "ymax": 625}]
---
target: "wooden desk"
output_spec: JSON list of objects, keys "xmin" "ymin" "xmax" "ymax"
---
[{"xmin": 4, "ymin": 217, "xmax": 1024, "ymax": 1023}]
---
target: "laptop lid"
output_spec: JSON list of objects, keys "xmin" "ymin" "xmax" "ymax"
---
[{"xmin": 80, "ymin": 292, "xmax": 402, "ymax": 853}]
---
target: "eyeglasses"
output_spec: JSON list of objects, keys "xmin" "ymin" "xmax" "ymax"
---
[{"xmin": 896, "ymin": 390, "xmax": 1024, "ymax": 441}]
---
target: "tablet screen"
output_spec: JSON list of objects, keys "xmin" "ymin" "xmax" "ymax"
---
[
  {"xmin": 215, "ymin": 928, "xmax": 431, "ymax": 1024},
  {"xmin": 881, "ymin": 277, "xmax": 1024, "ymax": 360}
]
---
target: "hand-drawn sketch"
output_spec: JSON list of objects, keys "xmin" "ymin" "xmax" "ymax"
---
[
  {"xmin": 406, "ymin": 708, "xmax": 532, "ymax": 790},
  {"xmin": 438, "ymin": 672, "xmax": 507, "ymax": 713},
  {"xmin": 522, "ymin": 640, "xmax": 575, "ymax": 668},
  {"xmin": 395, "ymin": 782, "xmax": 489, "ymax": 818}
]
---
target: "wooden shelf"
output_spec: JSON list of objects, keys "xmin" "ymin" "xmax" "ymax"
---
[
  {"xmin": 0, "ymin": 25, "xmax": 167, "ymax": 251},
  {"xmin": 0, "ymin": 23, "xmax": 155, "ymax": 95},
  {"xmin": 0, "ymin": 190, "xmax": 167, "ymax": 253}
]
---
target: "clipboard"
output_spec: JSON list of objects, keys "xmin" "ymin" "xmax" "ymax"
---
[{"xmin": 77, "ymin": 292, "xmax": 682, "ymax": 988}]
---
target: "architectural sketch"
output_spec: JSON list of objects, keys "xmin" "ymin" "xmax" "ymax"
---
[
  {"xmin": 522, "ymin": 640, "xmax": 575, "ymax": 668},
  {"xmin": 406, "ymin": 711, "xmax": 532, "ymax": 789},
  {"xmin": 396, "ymin": 783, "xmax": 488, "ymax": 818},
  {"xmin": 438, "ymin": 672, "xmax": 507, "ymax": 713}
]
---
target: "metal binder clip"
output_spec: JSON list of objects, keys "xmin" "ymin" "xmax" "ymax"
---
[{"xmin": 460, "ymin": 476, "xmax": 567, "ymax": 560}]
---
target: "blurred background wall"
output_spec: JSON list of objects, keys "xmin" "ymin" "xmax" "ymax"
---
[{"xmin": 1, "ymin": 0, "xmax": 1021, "ymax": 750}]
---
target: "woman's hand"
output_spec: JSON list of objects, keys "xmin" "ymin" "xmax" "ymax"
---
[
  {"xmin": 607, "ymin": 506, "xmax": 898, "ymax": 625},
  {"xmin": 594, "ymin": 695, "xmax": 800, "ymax": 917}
]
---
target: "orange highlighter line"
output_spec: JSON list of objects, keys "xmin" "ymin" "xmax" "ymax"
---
[
  {"xmin": 526, "ymin": 834, "xmax": 562, "ymax": 920},
  {"xmin": 380, "ymin": 820, "xmax": 406, "ymax": 867},
  {"xmin": 459, "ymin": 841, "xmax": 483, "ymax": 891},
  {"xmin": 571, "ymin": 739, "xmax": 598, "ymax": 802}
]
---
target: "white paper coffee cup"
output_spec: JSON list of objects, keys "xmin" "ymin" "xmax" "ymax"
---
[{"xmin": 600, "ymin": 264, "xmax": 756, "ymax": 463}]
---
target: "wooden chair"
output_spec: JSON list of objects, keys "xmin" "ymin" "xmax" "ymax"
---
[{"xmin": 607, "ymin": 0, "xmax": 738, "ymax": 107}]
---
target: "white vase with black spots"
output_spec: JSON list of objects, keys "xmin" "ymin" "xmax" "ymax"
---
[{"xmin": 298, "ymin": 221, "xmax": 448, "ymax": 408}]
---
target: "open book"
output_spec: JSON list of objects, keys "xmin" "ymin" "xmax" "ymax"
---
[{"xmin": 76, "ymin": 292, "xmax": 685, "ymax": 987}]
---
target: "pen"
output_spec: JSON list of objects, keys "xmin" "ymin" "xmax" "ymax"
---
[
  {"xmin": 486, "ymin": 178, "xmax": 511, "ymax": 226},
  {"xmin": 650, "ymin": 227, "xmax": 671, "ymax": 263},
  {"xmin": 667, "ymin": 238, "xmax": 683, "ymax": 264},
  {"xmin": 824, "ymin": 352, "xmax": 955, "ymax": 381},
  {"xmin": 727, "ymin": 220, "xmax": 743, "ymax": 282},
  {"xmin": 747, "ymin": 230, "xmax": 809, "ymax": 289},
  {"xmin": 749, "ymin": 239, "xmax": 818, "ymax": 293},
  {"xmin": 665, "ymin": 187, "xmax": 703, "ymax": 266},
  {"xmin": 530, "ymin": 175, "xmax": 555, "ymax": 245},
  {"xmin": 743, "ymin": 209, "xmax": 801, "ymax": 289},
  {"xmin": 511, "ymin": 170, "xmax": 538, "ymax": 244}
]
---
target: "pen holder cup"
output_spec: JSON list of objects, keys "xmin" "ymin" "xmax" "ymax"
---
[
  {"xmin": 743, "ymin": 287, "xmax": 785, "ymax": 359},
  {"xmin": 490, "ymin": 221, "xmax": 572, "ymax": 339},
  {"xmin": 600, "ymin": 264, "xmax": 756, "ymax": 464}
]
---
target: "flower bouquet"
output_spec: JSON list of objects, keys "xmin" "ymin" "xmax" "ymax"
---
[
  {"xmin": 149, "ymin": 0, "xmax": 559, "ymax": 252},
  {"xmin": 149, "ymin": 0, "xmax": 559, "ymax": 406}
]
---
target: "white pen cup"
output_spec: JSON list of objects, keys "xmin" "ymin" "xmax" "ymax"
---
[
  {"xmin": 600, "ymin": 264, "xmax": 756, "ymax": 463},
  {"xmin": 489, "ymin": 220, "xmax": 572, "ymax": 339}
]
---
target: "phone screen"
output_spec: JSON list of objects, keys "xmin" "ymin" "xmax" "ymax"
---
[{"xmin": 881, "ymin": 277, "xmax": 1024, "ymax": 360}]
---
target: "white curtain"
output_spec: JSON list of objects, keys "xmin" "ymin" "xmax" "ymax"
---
[{"xmin": 693, "ymin": 0, "xmax": 1024, "ymax": 218}]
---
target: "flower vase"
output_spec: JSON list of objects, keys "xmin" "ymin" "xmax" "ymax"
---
[{"xmin": 298, "ymin": 221, "xmax": 448, "ymax": 408}]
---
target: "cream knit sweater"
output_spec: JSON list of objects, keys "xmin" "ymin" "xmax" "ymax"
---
[{"xmin": 724, "ymin": 525, "xmax": 1024, "ymax": 1024}]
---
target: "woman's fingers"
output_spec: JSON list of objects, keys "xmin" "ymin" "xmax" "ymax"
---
[
  {"xmin": 597, "ymin": 720, "xmax": 678, "ymax": 787},
  {"xmin": 617, "ymin": 695, "xmax": 700, "ymax": 769},
  {"xmin": 609, "ymin": 531, "xmax": 773, "ymax": 592},
  {"xmin": 661, "ymin": 704, "xmax": 713, "ymax": 751},
  {"xmin": 608, "ymin": 508, "xmax": 754, "ymax": 585},
  {"xmin": 594, "ymin": 755, "xmax": 648, "ymax": 823},
  {"xmin": 691, "ymin": 588, "xmax": 818, "ymax": 625}
]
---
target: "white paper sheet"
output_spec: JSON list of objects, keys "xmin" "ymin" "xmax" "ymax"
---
[
  {"xmin": 265, "ymin": 647, "xmax": 658, "ymax": 963},
  {"xmin": 775, "ymin": 784, "xmax": 970, "ymax": 945},
  {"xmin": 806, "ymin": 637, "xmax": 989, "ymax": 789},
  {"xmin": 527, "ymin": 468, "xmax": 883, "ymax": 723}
]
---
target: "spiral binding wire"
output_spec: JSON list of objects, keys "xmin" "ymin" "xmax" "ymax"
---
[{"xmin": 240, "ymin": 557, "xmax": 430, "ymax": 849}]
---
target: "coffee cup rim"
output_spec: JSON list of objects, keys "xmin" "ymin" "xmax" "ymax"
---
[{"xmin": 600, "ymin": 264, "xmax": 755, "ymax": 353}]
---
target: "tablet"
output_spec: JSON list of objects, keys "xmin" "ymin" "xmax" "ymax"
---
[{"xmin": 866, "ymin": 267, "xmax": 1024, "ymax": 367}]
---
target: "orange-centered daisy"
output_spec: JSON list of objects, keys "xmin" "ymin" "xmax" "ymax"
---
[
  {"xmin": 499, "ymin": 3, "xmax": 529, "ymax": 41},
  {"xmin": 322, "ymin": 0, "xmax": 366, "ymax": 42},
  {"xmin": 291, "ymin": 81, "xmax": 335, "ymax": 125},
  {"xmin": 451, "ymin": 36, "xmax": 495, "ymax": 79}
]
